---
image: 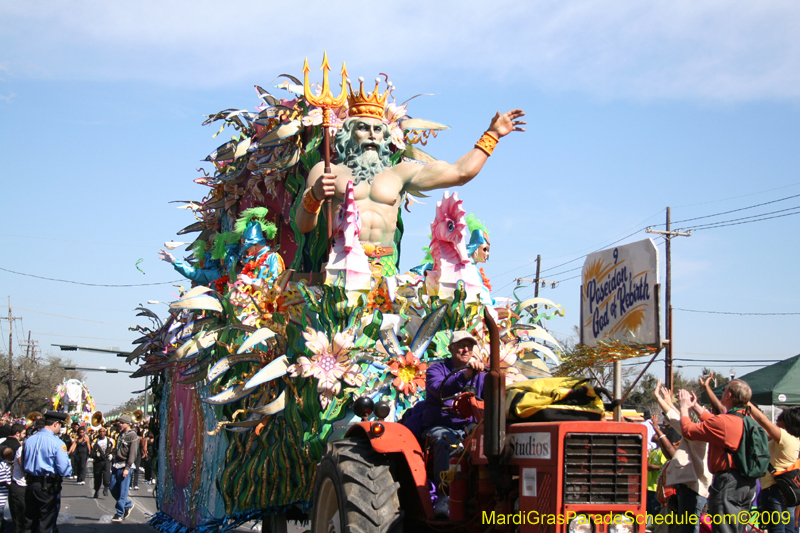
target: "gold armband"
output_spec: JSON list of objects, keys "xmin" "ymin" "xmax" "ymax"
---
[
  {"xmin": 474, "ymin": 131, "xmax": 499, "ymax": 156},
  {"xmin": 302, "ymin": 188, "xmax": 323, "ymax": 214}
]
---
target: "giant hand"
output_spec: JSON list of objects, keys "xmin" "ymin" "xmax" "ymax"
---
[
  {"xmin": 312, "ymin": 173, "xmax": 337, "ymax": 201},
  {"xmin": 487, "ymin": 109, "xmax": 526, "ymax": 138}
]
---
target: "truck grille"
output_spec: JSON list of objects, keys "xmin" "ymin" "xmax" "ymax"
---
[{"xmin": 563, "ymin": 433, "xmax": 643, "ymax": 504}]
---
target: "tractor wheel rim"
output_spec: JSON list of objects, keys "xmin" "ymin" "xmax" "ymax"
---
[{"xmin": 315, "ymin": 477, "xmax": 340, "ymax": 533}]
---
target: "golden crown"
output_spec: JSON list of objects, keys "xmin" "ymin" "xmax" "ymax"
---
[{"xmin": 347, "ymin": 77, "xmax": 390, "ymax": 120}]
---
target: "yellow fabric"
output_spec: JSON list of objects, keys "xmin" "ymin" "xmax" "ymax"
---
[
  {"xmin": 647, "ymin": 449, "xmax": 667, "ymax": 492},
  {"xmin": 505, "ymin": 377, "xmax": 605, "ymax": 419},
  {"xmin": 760, "ymin": 428, "xmax": 800, "ymax": 489}
]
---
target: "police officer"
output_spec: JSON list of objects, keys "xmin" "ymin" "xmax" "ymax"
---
[{"xmin": 22, "ymin": 410, "xmax": 72, "ymax": 533}]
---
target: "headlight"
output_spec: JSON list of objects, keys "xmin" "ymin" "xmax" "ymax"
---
[
  {"xmin": 568, "ymin": 515, "xmax": 594, "ymax": 533},
  {"xmin": 609, "ymin": 514, "xmax": 634, "ymax": 533}
]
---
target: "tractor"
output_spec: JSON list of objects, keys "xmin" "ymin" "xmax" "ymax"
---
[{"xmin": 310, "ymin": 310, "xmax": 648, "ymax": 533}]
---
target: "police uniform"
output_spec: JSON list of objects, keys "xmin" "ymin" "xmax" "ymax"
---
[{"xmin": 22, "ymin": 411, "xmax": 72, "ymax": 533}]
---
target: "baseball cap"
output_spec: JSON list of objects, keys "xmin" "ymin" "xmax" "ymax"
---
[{"xmin": 449, "ymin": 331, "xmax": 477, "ymax": 347}]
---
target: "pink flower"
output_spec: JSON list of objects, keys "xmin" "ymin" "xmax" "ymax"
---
[
  {"xmin": 288, "ymin": 328, "xmax": 364, "ymax": 409},
  {"xmin": 474, "ymin": 337, "xmax": 526, "ymax": 384}
]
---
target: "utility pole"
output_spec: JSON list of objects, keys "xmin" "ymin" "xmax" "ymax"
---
[
  {"xmin": 20, "ymin": 331, "xmax": 39, "ymax": 360},
  {"xmin": 646, "ymin": 208, "xmax": 692, "ymax": 392},
  {"xmin": 515, "ymin": 256, "xmax": 560, "ymax": 293},
  {"xmin": 1, "ymin": 297, "xmax": 23, "ymax": 411}
]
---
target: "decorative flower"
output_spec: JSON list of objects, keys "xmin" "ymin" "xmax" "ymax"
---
[
  {"xmin": 474, "ymin": 337, "xmax": 526, "ymax": 384},
  {"xmin": 223, "ymin": 183, "xmax": 245, "ymax": 212},
  {"xmin": 384, "ymin": 102, "xmax": 408, "ymax": 150},
  {"xmin": 388, "ymin": 353, "xmax": 427, "ymax": 396},
  {"xmin": 302, "ymin": 107, "xmax": 346, "ymax": 137},
  {"xmin": 212, "ymin": 275, "xmax": 229, "ymax": 295},
  {"xmin": 367, "ymin": 284, "xmax": 393, "ymax": 313},
  {"xmin": 240, "ymin": 253, "xmax": 268, "ymax": 280},
  {"xmin": 287, "ymin": 328, "xmax": 365, "ymax": 409},
  {"xmin": 479, "ymin": 267, "xmax": 492, "ymax": 292}
]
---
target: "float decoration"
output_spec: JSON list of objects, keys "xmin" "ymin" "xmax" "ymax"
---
[
  {"xmin": 51, "ymin": 379, "xmax": 96, "ymax": 424},
  {"xmin": 136, "ymin": 55, "xmax": 563, "ymax": 532}
]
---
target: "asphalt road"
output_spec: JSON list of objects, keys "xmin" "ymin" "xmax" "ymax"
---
[
  {"xmin": 52, "ymin": 463, "xmax": 304, "ymax": 532},
  {"xmin": 56, "ymin": 472, "xmax": 159, "ymax": 532}
]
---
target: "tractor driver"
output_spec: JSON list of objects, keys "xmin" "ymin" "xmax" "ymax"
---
[{"xmin": 420, "ymin": 331, "xmax": 486, "ymax": 518}]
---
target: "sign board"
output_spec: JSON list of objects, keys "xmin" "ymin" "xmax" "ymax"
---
[
  {"xmin": 522, "ymin": 468, "xmax": 537, "ymax": 497},
  {"xmin": 580, "ymin": 239, "xmax": 660, "ymax": 347},
  {"xmin": 508, "ymin": 432, "xmax": 551, "ymax": 460},
  {"xmin": 476, "ymin": 432, "xmax": 552, "ymax": 460}
]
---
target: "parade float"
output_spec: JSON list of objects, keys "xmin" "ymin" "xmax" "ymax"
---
[
  {"xmin": 51, "ymin": 378, "xmax": 96, "ymax": 425},
  {"xmin": 131, "ymin": 55, "xmax": 571, "ymax": 533}
]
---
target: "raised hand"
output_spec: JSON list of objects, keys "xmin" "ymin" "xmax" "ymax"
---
[
  {"xmin": 487, "ymin": 109, "xmax": 526, "ymax": 138},
  {"xmin": 661, "ymin": 387, "xmax": 674, "ymax": 407},
  {"xmin": 677, "ymin": 389, "xmax": 696, "ymax": 408},
  {"xmin": 158, "ymin": 249, "xmax": 175, "ymax": 264}
]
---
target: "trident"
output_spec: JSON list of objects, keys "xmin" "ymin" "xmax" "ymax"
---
[{"xmin": 303, "ymin": 52, "xmax": 348, "ymax": 248}]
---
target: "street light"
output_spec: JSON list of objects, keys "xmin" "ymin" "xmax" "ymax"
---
[
  {"xmin": 730, "ymin": 368, "xmax": 736, "ymax": 382},
  {"xmin": 59, "ymin": 366, "xmax": 134, "ymax": 374}
]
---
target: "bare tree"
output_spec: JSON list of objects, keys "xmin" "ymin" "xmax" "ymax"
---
[{"xmin": 0, "ymin": 352, "xmax": 85, "ymax": 414}]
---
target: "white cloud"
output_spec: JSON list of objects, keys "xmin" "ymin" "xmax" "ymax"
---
[
  {"xmin": 1, "ymin": 0, "xmax": 799, "ymax": 101},
  {"xmin": 0, "ymin": 91, "xmax": 15, "ymax": 103}
]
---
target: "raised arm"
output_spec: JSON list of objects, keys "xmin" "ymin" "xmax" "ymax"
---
[
  {"xmin": 748, "ymin": 402, "xmax": 782, "ymax": 442},
  {"xmin": 700, "ymin": 374, "xmax": 726, "ymax": 415},
  {"xmin": 405, "ymin": 110, "xmax": 525, "ymax": 193},
  {"xmin": 654, "ymin": 379, "xmax": 676, "ymax": 415},
  {"xmin": 652, "ymin": 417, "xmax": 676, "ymax": 459}
]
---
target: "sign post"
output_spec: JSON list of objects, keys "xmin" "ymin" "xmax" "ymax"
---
[{"xmin": 580, "ymin": 239, "xmax": 661, "ymax": 421}]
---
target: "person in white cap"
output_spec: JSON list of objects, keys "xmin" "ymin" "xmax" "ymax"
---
[{"xmin": 420, "ymin": 330, "xmax": 486, "ymax": 518}]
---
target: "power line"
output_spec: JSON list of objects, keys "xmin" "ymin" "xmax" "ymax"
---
[
  {"xmin": 668, "ymin": 193, "xmax": 800, "ymax": 225},
  {"xmin": 540, "ymin": 227, "xmax": 647, "ymax": 275},
  {"xmin": 0, "ymin": 267, "xmax": 183, "ymax": 287},
  {"xmin": 682, "ymin": 205, "xmax": 800, "ymax": 230},
  {"xmin": 12, "ymin": 307, "xmax": 133, "ymax": 326},
  {"xmin": 0, "ymin": 233, "xmax": 156, "ymax": 249},
  {"xmin": 674, "ymin": 358, "xmax": 783, "ymax": 363},
  {"xmin": 673, "ymin": 182, "xmax": 800, "ymax": 209},
  {"xmin": 686, "ymin": 210, "xmax": 800, "ymax": 231},
  {"xmin": 676, "ymin": 364, "xmax": 770, "ymax": 368},
  {"xmin": 30, "ymin": 332, "xmax": 134, "ymax": 341},
  {"xmin": 674, "ymin": 307, "xmax": 799, "ymax": 316}
]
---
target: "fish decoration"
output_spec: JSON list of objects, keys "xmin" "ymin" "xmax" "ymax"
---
[
  {"xmin": 169, "ymin": 295, "xmax": 222, "ymax": 313},
  {"xmin": 208, "ymin": 353, "xmax": 262, "ymax": 383},
  {"xmin": 237, "ymin": 327, "xmax": 278, "ymax": 354},
  {"xmin": 201, "ymin": 383, "xmax": 256, "ymax": 405},
  {"xmin": 244, "ymin": 355, "xmax": 289, "ymax": 389}
]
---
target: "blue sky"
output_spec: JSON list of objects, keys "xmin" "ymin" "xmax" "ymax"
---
[{"xmin": 1, "ymin": 1, "xmax": 799, "ymax": 409}]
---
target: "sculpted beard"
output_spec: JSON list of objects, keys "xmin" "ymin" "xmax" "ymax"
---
[
  {"xmin": 345, "ymin": 147, "xmax": 392, "ymax": 185},
  {"xmin": 335, "ymin": 120, "xmax": 393, "ymax": 185}
]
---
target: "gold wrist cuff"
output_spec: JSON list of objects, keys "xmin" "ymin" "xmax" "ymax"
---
[
  {"xmin": 475, "ymin": 131, "xmax": 499, "ymax": 156},
  {"xmin": 302, "ymin": 188, "xmax": 323, "ymax": 214}
]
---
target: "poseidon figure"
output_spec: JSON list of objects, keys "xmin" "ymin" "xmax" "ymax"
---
[{"xmin": 295, "ymin": 78, "xmax": 525, "ymax": 275}]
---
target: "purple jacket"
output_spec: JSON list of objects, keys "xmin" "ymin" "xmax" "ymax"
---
[{"xmin": 421, "ymin": 358, "xmax": 486, "ymax": 431}]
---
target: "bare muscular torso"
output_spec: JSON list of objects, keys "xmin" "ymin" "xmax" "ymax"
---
[{"xmin": 316, "ymin": 161, "xmax": 421, "ymax": 245}]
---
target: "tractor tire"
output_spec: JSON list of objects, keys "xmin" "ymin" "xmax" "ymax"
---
[{"xmin": 312, "ymin": 437, "xmax": 404, "ymax": 533}]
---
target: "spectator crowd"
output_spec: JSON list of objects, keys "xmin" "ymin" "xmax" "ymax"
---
[
  {"xmin": 643, "ymin": 373, "xmax": 800, "ymax": 533},
  {"xmin": 0, "ymin": 413, "xmax": 155, "ymax": 531}
]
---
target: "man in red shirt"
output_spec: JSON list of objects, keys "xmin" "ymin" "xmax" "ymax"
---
[{"xmin": 678, "ymin": 380, "xmax": 755, "ymax": 533}]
